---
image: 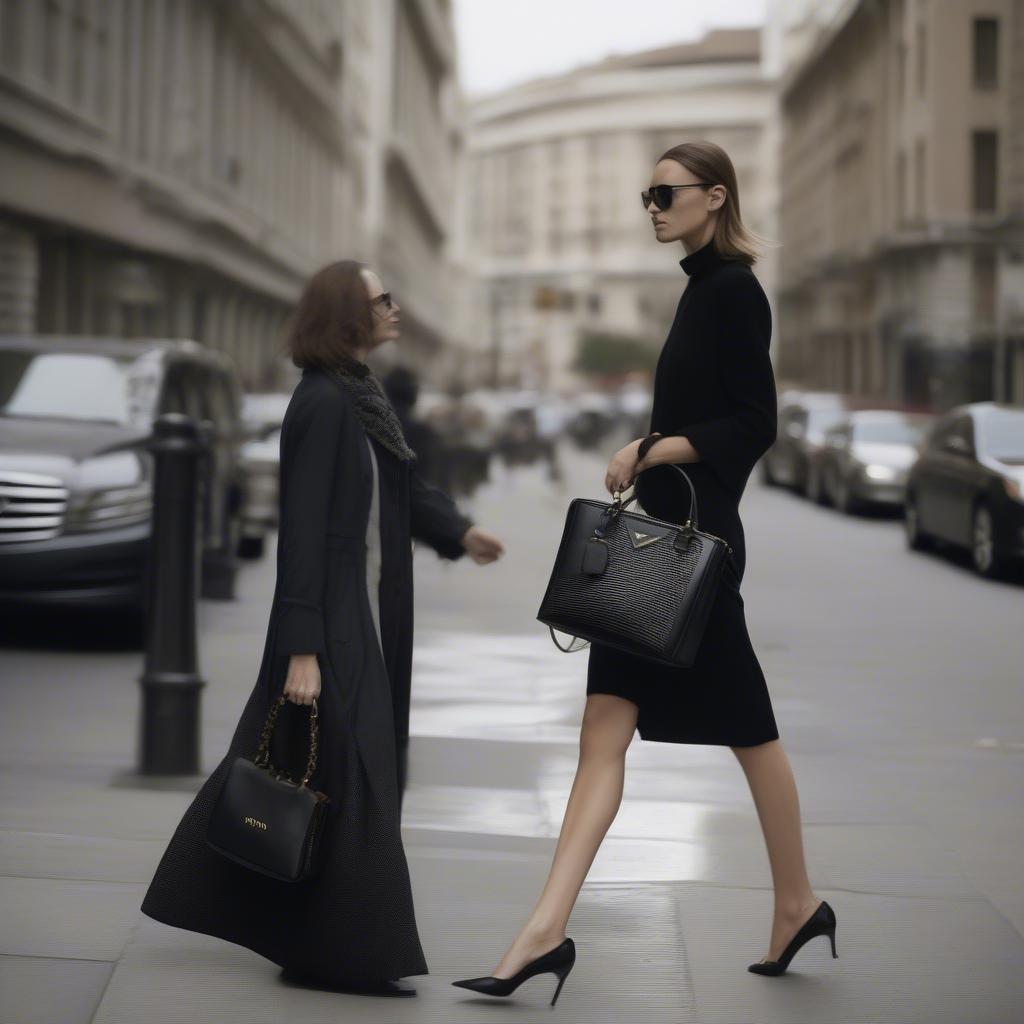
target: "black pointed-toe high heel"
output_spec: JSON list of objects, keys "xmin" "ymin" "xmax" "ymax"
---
[
  {"xmin": 747, "ymin": 900, "xmax": 838, "ymax": 976},
  {"xmin": 452, "ymin": 937, "xmax": 576, "ymax": 1006}
]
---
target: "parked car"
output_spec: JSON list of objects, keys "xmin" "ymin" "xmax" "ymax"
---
[
  {"xmin": 497, "ymin": 405, "xmax": 542, "ymax": 465},
  {"xmin": 810, "ymin": 410, "xmax": 935, "ymax": 512},
  {"xmin": 904, "ymin": 402, "xmax": 1024, "ymax": 578},
  {"xmin": 237, "ymin": 392, "xmax": 291, "ymax": 559},
  {"xmin": 566, "ymin": 391, "xmax": 618, "ymax": 450},
  {"xmin": 0, "ymin": 335, "xmax": 251, "ymax": 613},
  {"xmin": 761, "ymin": 392, "xmax": 848, "ymax": 490}
]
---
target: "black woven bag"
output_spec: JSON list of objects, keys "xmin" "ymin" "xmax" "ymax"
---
[
  {"xmin": 536, "ymin": 463, "xmax": 733, "ymax": 667},
  {"xmin": 206, "ymin": 695, "xmax": 331, "ymax": 883}
]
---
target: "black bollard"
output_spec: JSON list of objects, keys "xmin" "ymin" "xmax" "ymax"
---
[{"xmin": 138, "ymin": 414, "xmax": 207, "ymax": 774}]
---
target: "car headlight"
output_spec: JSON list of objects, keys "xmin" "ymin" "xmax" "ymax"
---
[
  {"xmin": 863, "ymin": 464, "xmax": 898, "ymax": 482},
  {"xmin": 64, "ymin": 481, "xmax": 153, "ymax": 532},
  {"xmin": 1004, "ymin": 476, "xmax": 1023, "ymax": 503}
]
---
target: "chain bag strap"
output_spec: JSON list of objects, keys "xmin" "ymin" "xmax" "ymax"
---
[
  {"xmin": 206, "ymin": 692, "xmax": 332, "ymax": 883},
  {"xmin": 254, "ymin": 694, "xmax": 320, "ymax": 788}
]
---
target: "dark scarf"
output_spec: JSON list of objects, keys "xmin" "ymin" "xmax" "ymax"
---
[{"xmin": 327, "ymin": 352, "xmax": 417, "ymax": 463}]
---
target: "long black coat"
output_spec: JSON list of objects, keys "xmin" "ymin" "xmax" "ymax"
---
[
  {"xmin": 140, "ymin": 365, "xmax": 473, "ymax": 984},
  {"xmin": 586, "ymin": 239, "xmax": 781, "ymax": 746}
]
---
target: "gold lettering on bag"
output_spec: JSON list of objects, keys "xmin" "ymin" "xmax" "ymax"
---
[{"xmin": 244, "ymin": 816, "xmax": 268, "ymax": 830}]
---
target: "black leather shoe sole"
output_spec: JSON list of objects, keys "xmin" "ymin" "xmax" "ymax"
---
[{"xmin": 280, "ymin": 967, "xmax": 417, "ymax": 996}]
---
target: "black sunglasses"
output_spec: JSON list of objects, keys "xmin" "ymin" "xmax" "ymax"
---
[
  {"xmin": 641, "ymin": 183, "xmax": 713, "ymax": 211},
  {"xmin": 370, "ymin": 290, "xmax": 393, "ymax": 312}
]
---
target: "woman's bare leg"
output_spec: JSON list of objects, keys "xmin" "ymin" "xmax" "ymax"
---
[
  {"xmin": 489, "ymin": 694, "xmax": 638, "ymax": 978},
  {"xmin": 731, "ymin": 738, "xmax": 821, "ymax": 961}
]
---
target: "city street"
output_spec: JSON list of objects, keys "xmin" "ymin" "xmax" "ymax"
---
[{"xmin": 2, "ymin": 439, "xmax": 1023, "ymax": 1024}]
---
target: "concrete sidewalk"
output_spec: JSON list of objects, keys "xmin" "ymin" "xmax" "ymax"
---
[{"xmin": 2, "ymin": 446, "xmax": 1023, "ymax": 1023}]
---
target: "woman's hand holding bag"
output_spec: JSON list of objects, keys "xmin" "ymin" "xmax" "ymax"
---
[{"xmin": 284, "ymin": 654, "xmax": 322, "ymax": 706}]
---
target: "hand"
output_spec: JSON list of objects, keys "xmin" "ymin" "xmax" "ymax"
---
[
  {"xmin": 460, "ymin": 525, "xmax": 505, "ymax": 564},
  {"xmin": 604, "ymin": 438, "xmax": 647, "ymax": 495},
  {"xmin": 283, "ymin": 653, "xmax": 322, "ymax": 705}
]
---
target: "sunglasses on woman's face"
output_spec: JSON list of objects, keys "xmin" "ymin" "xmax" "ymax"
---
[
  {"xmin": 370, "ymin": 291, "xmax": 394, "ymax": 312},
  {"xmin": 641, "ymin": 183, "xmax": 712, "ymax": 212}
]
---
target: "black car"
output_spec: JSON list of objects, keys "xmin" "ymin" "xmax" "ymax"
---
[
  {"xmin": 904, "ymin": 402, "xmax": 1024, "ymax": 578},
  {"xmin": 761, "ymin": 392, "xmax": 848, "ymax": 490},
  {"xmin": 0, "ymin": 335, "xmax": 251, "ymax": 613},
  {"xmin": 811, "ymin": 410, "xmax": 935, "ymax": 513}
]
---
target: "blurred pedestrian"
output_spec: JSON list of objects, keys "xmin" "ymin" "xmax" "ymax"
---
[
  {"xmin": 141, "ymin": 259, "xmax": 505, "ymax": 995},
  {"xmin": 535, "ymin": 399, "xmax": 565, "ymax": 482},
  {"xmin": 453, "ymin": 140, "xmax": 836, "ymax": 1005},
  {"xmin": 383, "ymin": 364, "xmax": 451, "ymax": 491}
]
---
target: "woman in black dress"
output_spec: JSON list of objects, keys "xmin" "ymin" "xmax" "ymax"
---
[
  {"xmin": 140, "ymin": 260, "xmax": 505, "ymax": 995},
  {"xmin": 454, "ymin": 142, "xmax": 837, "ymax": 1003}
]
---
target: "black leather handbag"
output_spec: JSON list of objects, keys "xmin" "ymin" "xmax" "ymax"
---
[
  {"xmin": 206, "ymin": 695, "xmax": 331, "ymax": 883},
  {"xmin": 536, "ymin": 462, "xmax": 733, "ymax": 667}
]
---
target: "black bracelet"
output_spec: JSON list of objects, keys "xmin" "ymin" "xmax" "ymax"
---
[{"xmin": 637, "ymin": 432, "xmax": 664, "ymax": 462}]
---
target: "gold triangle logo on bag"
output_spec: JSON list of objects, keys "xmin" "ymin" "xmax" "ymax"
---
[{"xmin": 628, "ymin": 526, "xmax": 662, "ymax": 549}]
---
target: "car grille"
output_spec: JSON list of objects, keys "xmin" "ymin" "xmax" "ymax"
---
[{"xmin": 0, "ymin": 471, "xmax": 69, "ymax": 543}]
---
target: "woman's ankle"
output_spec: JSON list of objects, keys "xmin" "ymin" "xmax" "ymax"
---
[
  {"xmin": 520, "ymin": 918, "xmax": 566, "ymax": 946},
  {"xmin": 774, "ymin": 892, "xmax": 819, "ymax": 919}
]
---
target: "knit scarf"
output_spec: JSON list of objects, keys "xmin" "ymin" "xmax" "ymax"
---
[{"xmin": 327, "ymin": 353, "xmax": 417, "ymax": 463}]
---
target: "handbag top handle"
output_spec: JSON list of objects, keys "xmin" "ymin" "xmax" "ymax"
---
[
  {"xmin": 254, "ymin": 695, "xmax": 320, "ymax": 788},
  {"xmin": 612, "ymin": 463, "xmax": 700, "ymax": 528}
]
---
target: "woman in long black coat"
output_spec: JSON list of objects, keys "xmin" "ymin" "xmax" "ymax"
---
[
  {"xmin": 453, "ymin": 142, "xmax": 837, "ymax": 1004},
  {"xmin": 140, "ymin": 260, "xmax": 505, "ymax": 993}
]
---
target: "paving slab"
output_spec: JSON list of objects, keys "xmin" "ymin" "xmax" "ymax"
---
[
  {"xmin": 0, "ymin": 956, "xmax": 113, "ymax": 1024},
  {"xmin": 2, "ymin": 441, "xmax": 1022, "ymax": 1022}
]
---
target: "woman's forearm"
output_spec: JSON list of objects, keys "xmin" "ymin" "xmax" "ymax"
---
[{"xmin": 638, "ymin": 434, "xmax": 700, "ymax": 471}]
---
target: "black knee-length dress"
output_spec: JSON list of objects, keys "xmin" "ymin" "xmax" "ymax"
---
[{"xmin": 586, "ymin": 239, "xmax": 780, "ymax": 747}]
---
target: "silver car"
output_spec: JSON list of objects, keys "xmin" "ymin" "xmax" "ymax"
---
[
  {"xmin": 812, "ymin": 410, "xmax": 935, "ymax": 513},
  {"xmin": 237, "ymin": 392, "xmax": 291, "ymax": 559}
]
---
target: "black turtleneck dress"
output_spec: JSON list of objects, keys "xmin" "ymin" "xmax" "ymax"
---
[{"xmin": 585, "ymin": 240, "xmax": 780, "ymax": 747}]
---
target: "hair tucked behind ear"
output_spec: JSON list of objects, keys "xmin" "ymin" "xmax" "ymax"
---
[{"xmin": 658, "ymin": 140, "xmax": 777, "ymax": 266}]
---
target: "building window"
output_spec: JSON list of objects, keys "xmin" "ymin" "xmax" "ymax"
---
[
  {"xmin": 70, "ymin": 4, "xmax": 89, "ymax": 105},
  {"xmin": 972, "ymin": 18, "xmax": 998, "ymax": 87},
  {"xmin": 972, "ymin": 130, "xmax": 998, "ymax": 213},
  {"xmin": 42, "ymin": 0, "xmax": 61, "ymax": 92},
  {"xmin": 916, "ymin": 21, "xmax": 926, "ymax": 97},
  {"xmin": 894, "ymin": 39, "xmax": 906, "ymax": 106},
  {"xmin": 972, "ymin": 251, "xmax": 996, "ymax": 324},
  {"xmin": 896, "ymin": 148, "xmax": 906, "ymax": 224},
  {"xmin": 914, "ymin": 139, "xmax": 925, "ymax": 221}
]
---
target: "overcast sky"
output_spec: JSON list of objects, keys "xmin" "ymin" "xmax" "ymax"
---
[{"xmin": 452, "ymin": 0, "xmax": 768, "ymax": 98}]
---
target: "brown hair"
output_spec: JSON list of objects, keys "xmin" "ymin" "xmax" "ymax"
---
[
  {"xmin": 282, "ymin": 259, "xmax": 374, "ymax": 369},
  {"xmin": 657, "ymin": 141, "xmax": 776, "ymax": 266}
]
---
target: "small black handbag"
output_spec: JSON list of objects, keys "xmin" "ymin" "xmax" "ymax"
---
[
  {"xmin": 536, "ymin": 461, "xmax": 733, "ymax": 667},
  {"xmin": 206, "ymin": 695, "xmax": 331, "ymax": 883}
]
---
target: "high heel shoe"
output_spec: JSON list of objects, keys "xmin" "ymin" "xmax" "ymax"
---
[
  {"xmin": 747, "ymin": 900, "xmax": 838, "ymax": 976},
  {"xmin": 452, "ymin": 937, "xmax": 576, "ymax": 1006}
]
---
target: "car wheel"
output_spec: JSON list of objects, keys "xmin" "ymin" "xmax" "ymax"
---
[
  {"xmin": 904, "ymin": 492, "xmax": 932, "ymax": 551},
  {"xmin": 804, "ymin": 463, "xmax": 821, "ymax": 503},
  {"xmin": 238, "ymin": 534, "xmax": 265, "ymax": 560},
  {"xmin": 835, "ymin": 473, "xmax": 856, "ymax": 515},
  {"xmin": 819, "ymin": 467, "xmax": 834, "ymax": 507},
  {"xmin": 971, "ymin": 503, "xmax": 1004, "ymax": 579}
]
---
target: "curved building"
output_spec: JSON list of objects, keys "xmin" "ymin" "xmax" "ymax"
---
[{"xmin": 452, "ymin": 28, "xmax": 778, "ymax": 393}]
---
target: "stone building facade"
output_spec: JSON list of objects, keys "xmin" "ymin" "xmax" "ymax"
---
[
  {"xmin": 775, "ymin": 0, "xmax": 1024, "ymax": 408},
  {"xmin": 0, "ymin": 0, "xmax": 460, "ymax": 390},
  {"xmin": 453, "ymin": 29, "xmax": 777, "ymax": 394}
]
